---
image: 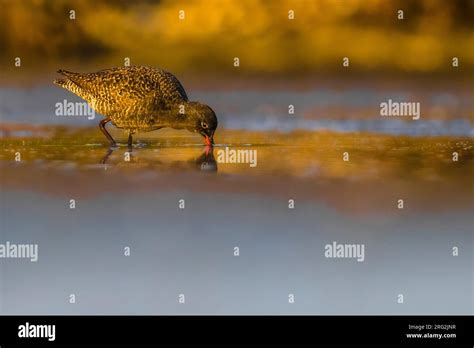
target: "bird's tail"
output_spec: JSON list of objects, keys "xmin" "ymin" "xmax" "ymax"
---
[
  {"xmin": 56, "ymin": 69, "xmax": 77, "ymax": 78},
  {"xmin": 53, "ymin": 78, "xmax": 67, "ymax": 87},
  {"xmin": 54, "ymin": 69, "xmax": 87, "ymax": 98}
]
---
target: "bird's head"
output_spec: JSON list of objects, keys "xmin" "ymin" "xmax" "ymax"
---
[{"xmin": 185, "ymin": 102, "xmax": 218, "ymax": 145}]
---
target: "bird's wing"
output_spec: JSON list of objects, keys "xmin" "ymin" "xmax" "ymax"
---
[{"xmin": 57, "ymin": 66, "xmax": 188, "ymax": 115}]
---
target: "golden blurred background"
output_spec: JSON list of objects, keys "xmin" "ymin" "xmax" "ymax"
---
[{"xmin": 1, "ymin": 0, "xmax": 473, "ymax": 78}]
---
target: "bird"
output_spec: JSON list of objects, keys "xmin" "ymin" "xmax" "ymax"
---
[{"xmin": 54, "ymin": 66, "xmax": 217, "ymax": 147}]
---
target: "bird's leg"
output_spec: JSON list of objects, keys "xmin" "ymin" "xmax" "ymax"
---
[{"xmin": 99, "ymin": 118, "xmax": 117, "ymax": 147}]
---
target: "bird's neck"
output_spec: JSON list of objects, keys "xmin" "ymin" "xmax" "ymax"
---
[{"xmin": 150, "ymin": 106, "xmax": 193, "ymax": 129}]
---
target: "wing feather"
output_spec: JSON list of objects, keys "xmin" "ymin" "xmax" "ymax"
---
[{"xmin": 57, "ymin": 66, "xmax": 188, "ymax": 116}]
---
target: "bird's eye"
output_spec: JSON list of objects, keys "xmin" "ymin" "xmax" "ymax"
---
[{"xmin": 201, "ymin": 121, "xmax": 209, "ymax": 129}]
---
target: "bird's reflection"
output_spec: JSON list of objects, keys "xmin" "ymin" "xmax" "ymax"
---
[
  {"xmin": 100, "ymin": 145, "xmax": 217, "ymax": 172},
  {"xmin": 195, "ymin": 146, "xmax": 217, "ymax": 172},
  {"xmin": 100, "ymin": 146, "xmax": 118, "ymax": 164}
]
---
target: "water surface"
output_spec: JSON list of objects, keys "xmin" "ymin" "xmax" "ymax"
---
[{"xmin": 1, "ymin": 130, "xmax": 472, "ymax": 314}]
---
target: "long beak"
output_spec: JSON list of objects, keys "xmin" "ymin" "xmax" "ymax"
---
[{"xmin": 204, "ymin": 131, "xmax": 215, "ymax": 146}]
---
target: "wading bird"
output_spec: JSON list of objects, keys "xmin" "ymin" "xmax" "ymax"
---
[{"xmin": 54, "ymin": 66, "xmax": 217, "ymax": 147}]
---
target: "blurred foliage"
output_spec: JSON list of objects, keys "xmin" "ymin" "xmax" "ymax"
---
[{"xmin": 1, "ymin": 0, "xmax": 473, "ymax": 76}]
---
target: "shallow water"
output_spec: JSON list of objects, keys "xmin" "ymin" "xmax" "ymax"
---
[
  {"xmin": 2, "ymin": 82, "xmax": 473, "ymax": 136},
  {"xmin": 0, "ymin": 130, "xmax": 472, "ymax": 314}
]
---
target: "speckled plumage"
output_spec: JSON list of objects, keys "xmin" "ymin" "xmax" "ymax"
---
[
  {"xmin": 55, "ymin": 66, "xmax": 189, "ymax": 132},
  {"xmin": 54, "ymin": 66, "xmax": 218, "ymax": 146}
]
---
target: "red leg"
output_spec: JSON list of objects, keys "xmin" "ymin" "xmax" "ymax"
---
[{"xmin": 99, "ymin": 118, "xmax": 116, "ymax": 146}]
